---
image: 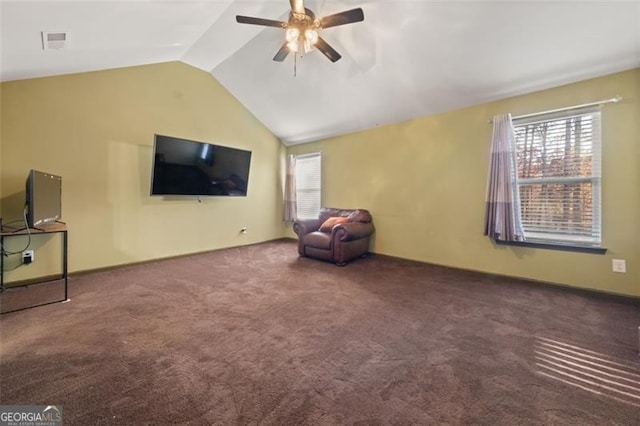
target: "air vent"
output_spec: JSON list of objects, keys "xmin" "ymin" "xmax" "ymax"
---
[{"xmin": 41, "ymin": 32, "xmax": 67, "ymax": 50}]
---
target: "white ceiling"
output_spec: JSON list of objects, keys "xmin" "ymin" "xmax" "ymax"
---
[{"xmin": 2, "ymin": 1, "xmax": 639, "ymax": 145}]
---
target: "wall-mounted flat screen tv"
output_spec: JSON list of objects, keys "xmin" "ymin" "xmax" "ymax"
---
[
  {"xmin": 26, "ymin": 169, "xmax": 62, "ymax": 228},
  {"xmin": 150, "ymin": 134, "xmax": 252, "ymax": 197}
]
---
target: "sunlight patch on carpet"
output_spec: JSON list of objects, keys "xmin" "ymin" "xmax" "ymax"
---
[{"xmin": 534, "ymin": 336, "xmax": 640, "ymax": 408}]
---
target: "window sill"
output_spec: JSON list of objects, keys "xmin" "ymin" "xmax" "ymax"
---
[{"xmin": 495, "ymin": 239, "xmax": 607, "ymax": 254}]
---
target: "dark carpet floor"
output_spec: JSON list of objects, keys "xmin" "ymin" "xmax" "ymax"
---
[{"xmin": 1, "ymin": 240, "xmax": 639, "ymax": 425}]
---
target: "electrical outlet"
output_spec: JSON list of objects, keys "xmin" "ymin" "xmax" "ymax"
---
[
  {"xmin": 22, "ymin": 250, "xmax": 34, "ymax": 264},
  {"xmin": 612, "ymin": 259, "xmax": 626, "ymax": 273}
]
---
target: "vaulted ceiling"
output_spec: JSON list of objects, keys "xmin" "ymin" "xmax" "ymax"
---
[{"xmin": 2, "ymin": 1, "xmax": 639, "ymax": 145}]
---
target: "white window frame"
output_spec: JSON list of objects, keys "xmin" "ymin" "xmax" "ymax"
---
[
  {"xmin": 512, "ymin": 107, "xmax": 602, "ymax": 247},
  {"xmin": 294, "ymin": 152, "xmax": 322, "ymax": 220}
]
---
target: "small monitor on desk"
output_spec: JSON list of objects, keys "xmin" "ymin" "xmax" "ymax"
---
[{"xmin": 26, "ymin": 170, "xmax": 62, "ymax": 229}]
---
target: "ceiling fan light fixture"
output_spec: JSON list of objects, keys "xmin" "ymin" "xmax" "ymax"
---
[
  {"xmin": 285, "ymin": 27, "xmax": 300, "ymax": 42},
  {"xmin": 287, "ymin": 39, "xmax": 299, "ymax": 53},
  {"xmin": 304, "ymin": 29, "xmax": 318, "ymax": 45},
  {"xmin": 303, "ymin": 40, "xmax": 313, "ymax": 53}
]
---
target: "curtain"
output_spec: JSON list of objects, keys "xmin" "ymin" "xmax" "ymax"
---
[
  {"xmin": 484, "ymin": 114, "xmax": 524, "ymax": 241},
  {"xmin": 283, "ymin": 154, "xmax": 297, "ymax": 222}
]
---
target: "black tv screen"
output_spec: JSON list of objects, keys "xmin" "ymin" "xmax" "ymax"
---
[
  {"xmin": 150, "ymin": 135, "xmax": 252, "ymax": 197},
  {"xmin": 26, "ymin": 169, "xmax": 62, "ymax": 228}
]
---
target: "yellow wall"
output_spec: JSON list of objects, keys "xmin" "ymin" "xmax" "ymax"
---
[
  {"xmin": 3, "ymin": 62, "xmax": 638, "ymax": 297},
  {"xmin": 0, "ymin": 79, "xmax": 3, "ymax": 219},
  {"xmin": 1, "ymin": 62, "xmax": 285, "ymax": 283},
  {"xmin": 288, "ymin": 68, "xmax": 640, "ymax": 297}
]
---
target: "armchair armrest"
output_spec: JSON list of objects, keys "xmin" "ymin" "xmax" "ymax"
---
[
  {"xmin": 293, "ymin": 219, "xmax": 322, "ymax": 236},
  {"xmin": 333, "ymin": 222, "xmax": 375, "ymax": 242}
]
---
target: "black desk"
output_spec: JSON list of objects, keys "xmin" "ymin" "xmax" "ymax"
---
[{"xmin": 0, "ymin": 224, "xmax": 68, "ymax": 314}]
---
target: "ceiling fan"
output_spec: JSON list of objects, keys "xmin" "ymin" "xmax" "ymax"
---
[{"xmin": 235, "ymin": 0, "xmax": 364, "ymax": 63}]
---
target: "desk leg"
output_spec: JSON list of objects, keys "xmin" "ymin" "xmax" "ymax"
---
[
  {"xmin": 0, "ymin": 219, "xmax": 2, "ymax": 292},
  {"xmin": 63, "ymin": 231, "xmax": 68, "ymax": 301}
]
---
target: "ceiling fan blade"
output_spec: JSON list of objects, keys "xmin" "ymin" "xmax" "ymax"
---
[
  {"xmin": 273, "ymin": 43, "xmax": 290, "ymax": 62},
  {"xmin": 290, "ymin": 0, "xmax": 305, "ymax": 14},
  {"xmin": 315, "ymin": 37, "xmax": 342, "ymax": 62},
  {"xmin": 320, "ymin": 8, "xmax": 364, "ymax": 29},
  {"xmin": 236, "ymin": 15, "xmax": 287, "ymax": 28}
]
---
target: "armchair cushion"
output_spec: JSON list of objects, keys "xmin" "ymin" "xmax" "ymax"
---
[
  {"xmin": 304, "ymin": 232, "xmax": 332, "ymax": 249},
  {"xmin": 347, "ymin": 209, "xmax": 372, "ymax": 222},
  {"xmin": 319, "ymin": 216, "xmax": 351, "ymax": 232}
]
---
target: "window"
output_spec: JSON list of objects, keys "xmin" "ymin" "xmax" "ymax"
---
[
  {"xmin": 295, "ymin": 152, "xmax": 322, "ymax": 220},
  {"xmin": 513, "ymin": 107, "xmax": 601, "ymax": 246}
]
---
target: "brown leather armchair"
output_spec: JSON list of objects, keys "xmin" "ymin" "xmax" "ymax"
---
[{"xmin": 293, "ymin": 208, "xmax": 375, "ymax": 265}]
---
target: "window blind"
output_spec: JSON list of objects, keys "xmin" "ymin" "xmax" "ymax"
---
[
  {"xmin": 513, "ymin": 107, "xmax": 601, "ymax": 245},
  {"xmin": 295, "ymin": 153, "xmax": 322, "ymax": 220}
]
